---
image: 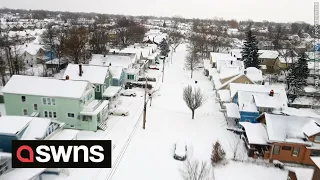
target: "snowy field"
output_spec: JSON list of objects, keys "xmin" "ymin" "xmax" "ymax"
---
[{"xmin": 108, "ymin": 44, "xmax": 247, "ymax": 180}]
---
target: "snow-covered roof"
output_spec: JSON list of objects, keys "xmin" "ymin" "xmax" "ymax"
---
[
  {"xmin": 229, "ymin": 49, "xmax": 242, "ymax": 59},
  {"xmin": 223, "ymin": 103, "xmax": 240, "ymax": 119},
  {"xmin": 210, "ymin": 52, "xmax": 237, "ymax": 63},
  {"xmin": 63, "ymin": 64, "xmax": 109, "ymax": 84},
  {"xmin": 285, "ymin": 166, "xmax": 314, "ymax": 180},
  {"xmin": 217, "ymin": 73, "xmax": 255, "ymax": 90},
  {"xmin": 122, "ymin": 47, "xmax": 151, "ymax": 59},
  {"xmin": 0, "ymin": 168, "xmax": 46, "ymax": 180},
  {"xmin": 240, "ymin": 122, "xmax": 268, "ymax": 145},
  {"xmin": 230, "ymin": 83, "xmax": 288, "ymax": 103},
  {"xmin": 102, "ymin": 86, "xmax": 122, "ymax": 98},
  {"xmin": 238, "ymin": 91, "xmax": 259, "ymax": 112},
  {"xmin": 244, "ymin": 67, "xmax": 263, "ymax": 82},
  {"xmin": 0, "ymin": 116, "xmax": 32, "ymax": 135},
  {"xmin": 2, "ymin": 75, "xmax": 90, "ymax": 99},
  {"xmin": 259, "ymin": 50, "xmax": 279, "ymax": 59},
  {"xmin": 109, "ymin": 66, "xmax": 123, "ymax": 79},
  {"xmin": 90, "ymin": 54, "xmax": 132, "ymax": 69},
  {"xmin": 263, "ymin": 113, "xmax": 319, "ymax": 144},
  {"xmin": 48, "ymin": 129, "xmax": 79, "ymax": 140},
  {"xmin": 217, "ymin": 60, "xmax": 244, "ymax": 79},
  {"xmin": 311, "ymin": 157, "xmax": 320, "ymax": 168},
  {"xmin": 302, "ymin": 120, "xmax": 320, "ymax": 137},
  {"xmin": 20, "ymin": 118, "xmax": 59, "ymax": 140},
  {"xmin": 80, "ymin": 100, "xmax": 109, "ymax": 116},
  {"xmin": 217, "ymin": 90, "xmax": 231, "ymax": 102},
  {"xmin": 253, "ymin": 93, "xmax": 286, "ymax": 109}
]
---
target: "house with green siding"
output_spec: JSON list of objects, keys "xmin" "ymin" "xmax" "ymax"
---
[
  {"xmin": 63, "ymin": 64, "xmax": 112, "ymax": 100},
  {"xmin": 2, "ymin": 75, "xmax": 109, "ymax": 131}
]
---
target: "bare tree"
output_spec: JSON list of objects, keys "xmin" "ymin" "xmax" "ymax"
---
[
  {"xmin": 185, "ymin": 49, "xmax": 202, "ymax": 79},
  {"xmin": 180, "ymin": 159, "xmax": 211, "ymax": 180},
  {"xmin": 63, "ymin": 26, "xmax": 89, "ymax": 64},
  {"xmin": 168, "ymin": 30, "xmax": 184, "ymax": 52},
  {"xmin": 183, "ymin": 85, "xmax": 205, "ymax": 119}
]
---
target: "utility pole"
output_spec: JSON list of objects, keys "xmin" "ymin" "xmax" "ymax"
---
[
  {"xmin": 143, "ymin": 75, "xmax": 148, "ymax": 129},
  {"xmin": 162, "ymin": 58, "xmax": 165, "ymax": 83}
]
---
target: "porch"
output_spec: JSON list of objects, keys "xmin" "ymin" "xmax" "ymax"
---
[
  {"xmin": 80, "ymin": 100, "xmax": 109, "ymax": 131},
  {"xmin": 102, "ymin": 86, "xmax": 122, "ymax": 108}
]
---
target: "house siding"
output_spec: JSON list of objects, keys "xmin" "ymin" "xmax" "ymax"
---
[
  {"xmin": 3, "ymin": 91, "xmax": 98, "ymax": 131},
  {"xmin": 222, "ymin": 76, "xmax": 254, "ymax": 90},
  {"xmin": 240, "ymin": 111, "xmax": 260, "ymax": 122},
  {"xmin": 0, "ymin": 134, "xmax": 18, "ymax": 153}
]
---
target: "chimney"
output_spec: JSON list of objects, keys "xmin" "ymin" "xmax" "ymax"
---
[
  {"xmin": 231, "ymin": 61, "xmax": 233, "ymax": 65},
  {"xmin": 262, "ymin": 80, "xmax": 265, "ymax": 85},
  {"xmin": 65, "ymin": 75, "xmax": 69, "ymax": 80},
  {"xmin": 269, "ymin": 90, "xmax": 274, "ymax": 97},
  {"xmin": 244, "ymin": 70, "xmax": 247, "ymax": 74},
  {"xmin": 231, "ymin": 52, "xmax": 232, "ymax": 56},
  {"xmin": 113, "ymin": 51, "xmax": 115, "ymax": 54},
  {"xmin": 153, "ymin": 37, "xmax": 155, "ymax": 42},
  {"xmin": 26, "ymin": 44, "xmax": 28, "ymax": 47},
  {"xmin": 109, "ymin": 62, "xmax": 111, "ymax": 66},
  {"xmin": 234, "ymin": 55, "xmax": 236, "ymax": 57},
  {"xmin": 79, "ymin": 64, "xmax": 83, "ymax": 76}
]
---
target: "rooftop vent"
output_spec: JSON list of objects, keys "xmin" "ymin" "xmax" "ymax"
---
[{"xmin": 66, "ymin": 75, "xmax": 69, "ymax": 80}]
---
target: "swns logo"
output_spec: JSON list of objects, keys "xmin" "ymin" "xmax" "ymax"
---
[{"xmin": 12, "ymin": 140, "xmax": 112, "ymax": 168}]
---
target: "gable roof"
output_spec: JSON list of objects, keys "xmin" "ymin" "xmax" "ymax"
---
[
  {"xmin": 109, "ymin": 66, "xmax": 123, "ymax": 79},
  {"xmin": 217, "ymin": 73, "xmax": 255, "ymax": 90},
  {"xmin": 259, "ymin": 50, "xmax": 279, "ymax": 59},
  {"xmin": 90, "ymin": 54, "xmax": 132, "ymax": 69},
  {"xmin": 2, "ymin": 75, "xmax": 89, "ymax": 99},
  {"xmin": 0, "ymin": 116, "xmax": 32, "ymax": 135},
  {"xmin": 262, "ymin": 113, "xmax": 320, "ymax": 143},
  {"xmin": 240, "ymin": 122, "xmax": 268, "ymax": 145},
  {"xmin": 63, "ymin": 64, "xmax": 109, "ymax": 84},
  {"xmin": 244, "ymin": 67, "xmax": 263, "ymax": 82}
]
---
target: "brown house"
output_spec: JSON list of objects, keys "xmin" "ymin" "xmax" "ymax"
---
[
  {"xmin": 240, "ymin": 113, "xmax": 320, "ymax": 166},
  {"xmin": 258, "ymin": 50, "xmax": 281, "ymax": 73}
]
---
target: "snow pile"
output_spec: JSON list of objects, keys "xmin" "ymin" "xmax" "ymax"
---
[{"xmin": 214, "ymin": 161, "xmax": 288, "ymax": 180}]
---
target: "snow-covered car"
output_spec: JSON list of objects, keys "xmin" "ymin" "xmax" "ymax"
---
[
  {"xmin": 149, "ymin": 65, "xmax": 160, "ymax": 70},
  {"xmin": 109, "ymin": 108, "xmax": 129, "ymax": 116},
  {"xmin": 174, "ymin": 141, "xmax": 187, "ymax": 161},
  {"xmin": 120, "ymin": 90, "xmax": 136, "ymax": 97}
]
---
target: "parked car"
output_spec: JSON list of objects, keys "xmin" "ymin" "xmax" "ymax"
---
[
  {"xmin": 155, "ymin": 59, "xmax": 160, "ymax": 64},
  {"xmin": 173, "ymin": 141, "xmax": 187, "ymax": 161},
  {"xmin": 149, "ymin": 65, "xmax": 160, "ymax": 70},
  {"xmin": 159, "ymin": 56, "xmax": 165, "ymax": 60},
  {"xmin": 120, "ymin": 90, "xmax": 136, "ymax": 97},
  {"xmin": 109, "ymin": 108, "xmax": 129, "ymax": 116}
]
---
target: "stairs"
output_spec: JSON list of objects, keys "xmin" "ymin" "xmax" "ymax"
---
[{"xmin": 98, "ymin": 121, "xmax": 108, "ymax": 131}]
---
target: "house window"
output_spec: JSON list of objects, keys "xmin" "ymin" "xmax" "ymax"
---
[
  {"xmin": 245, "ymin": 81, "xmax": 249, "ymax": 84},
  {"xmin": 273, "ymin": 145, "xmax": 280, "ymax": 155},
  {"xmin": 21, "ymin": 96, "xmax": 26, "ymax": 102},
  {"xmin": 282, "ymin": 146, "xmax": 292, "ymax": 151},
  {"xmin": 292, "ymin": 147, "xmax": 300, "ymax": 157},
  {"xmin": 23, "ymin": 109, "xmax": 28, "ymax": 116},
  {"xmin": 47, "ymin": 98, "xmax": 51, "ymax": 105},
  {"xmin": 34, "ymin": 104, "xmax": 38, "ymax": 110},
  {"xmin": 127, "ymin": 74, "xmax": 134, "ymax": 80},
  {"xmin": 48, "ymin": 111, "xmax": 52, "ymax": 118},
  {"xmin": 44, "ymin": 111, "xmax": 48, "ymax": 117},
  {"xmin": 43, "ymin": 98, "xmax": 47, "ymax": 105},
  {"xmin": 311, "ymin": 150, "xmax": 320, "ymax": 156},
  {"xmin": 96, "ymin": 85, "xmax": 100, "ymax": 92},
  {"xmin": 68, "ymin": 113, "xmax": 75, "ymax": 118},
  {"xmin": 82, "ymin": 115, "xmax": 92, "ymax": 121},
  {"xmin": 315, "ymin": 136, "xmax": 320, "ymax": 143},
  {"xmin": 53, "ymin": 112, "xmax": 57, "ymax": 118},
  {"xmin": 52, "ymin": 99, "xmax": 56, "ymax": 105}
]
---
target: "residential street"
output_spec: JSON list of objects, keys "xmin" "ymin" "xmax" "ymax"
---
[{"xmin": 108, "ymin": 44, "xmax": 247, "ymax": 180}]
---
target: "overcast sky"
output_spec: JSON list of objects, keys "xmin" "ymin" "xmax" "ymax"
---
[{"xmin": 0, "ymin": 0, "xmax": 316, "ymax": 24}]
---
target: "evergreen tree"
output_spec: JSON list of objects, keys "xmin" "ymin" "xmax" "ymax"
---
[
  {"xmin": 159, "ymin": 38, "xmax": 170, "ymax": 56},
  {"xmin": 211, "ymin": 141, "xmax": 226, "ymax": 166},
  {"xmin": 287, "ymin": 53, "xmax": 309, "ymax": 101},
  {"xmin": 241, "ymin": 30, "xmax": 260, "ymax": 68}
]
